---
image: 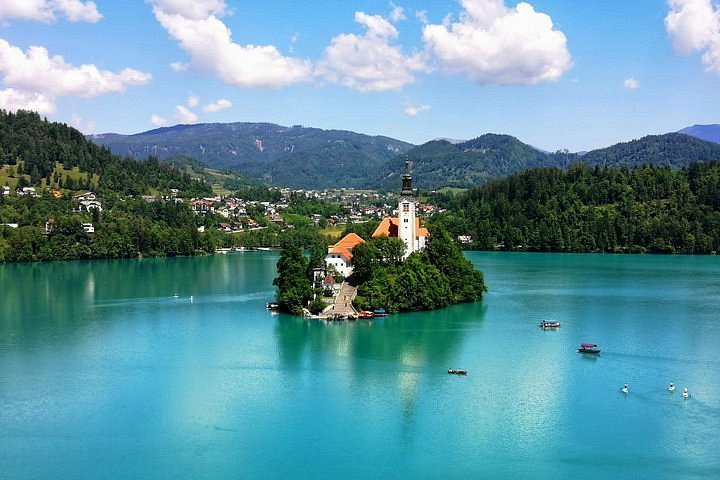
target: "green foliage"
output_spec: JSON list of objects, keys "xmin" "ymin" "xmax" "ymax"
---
[
  {"xmin": 340, "ymin": 220, "xmax": 380, "ymax": 240},
  {"xmin": 352, "ymin": 226, "xmax": 486, "ymax": 313},
  {"xmin": 273, "ymin": 246, "xmax": 313, "ymax": 315},
  {"xmin": 431, "ymin": 162, "xmax": 720, "ymax": 254},
  {"xmin": 0, "ymin": 110, "xmax": 213, "ymax": 198}
]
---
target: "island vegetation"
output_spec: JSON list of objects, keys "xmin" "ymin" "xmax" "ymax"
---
[{"xmin": 272, "ymin": 225, "xmax": 487, "ymax": 315}]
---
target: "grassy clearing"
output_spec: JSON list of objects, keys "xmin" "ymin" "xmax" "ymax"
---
[
  {"xmin": 319, "ymin": 224, "xmax": 345, "ymax": 238},
  {"xmin": 0, "ymin": 162, "xmax": 97, "ymax": 191}
]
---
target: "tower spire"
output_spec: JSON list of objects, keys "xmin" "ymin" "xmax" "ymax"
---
[{"xmin": 401, "ymin": 157, "xmax": 414, "ymax": 197}]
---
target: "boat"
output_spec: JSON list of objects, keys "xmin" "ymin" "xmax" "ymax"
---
[
  {"xmin": 266, "ymin": 302, "xmax": 280, "ymax": 310},
  {"xmin": 539, "ymin": 320, "xmax": 561, "ymax": 329},
  {"xmin": 577, "ymin": 343, "xmax": 601, "ymax": 353},
  {"xmin": 358, "ymin": 310, "xmax": 375, "ymax": 320},
  {"xmin": 448, "ymin": 369, "xmax": 467, "ymax": 375},
  {"xmin": 373, "ymin": 309, "xmax": 388, "ymax": 317}
]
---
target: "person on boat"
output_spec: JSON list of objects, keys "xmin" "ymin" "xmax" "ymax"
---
[
  {"xmin": 621, "ymin": 383, "xmax": 629, "ymax": 394},
  {"xmin": 668, "ymin": 382, "xmax": 675, "ymax": 392},
  {"xmin": 683, "ymin": 387, "xmax": 689, "ymax": 398}
]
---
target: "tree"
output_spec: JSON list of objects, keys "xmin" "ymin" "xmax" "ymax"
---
[{"xmin": 273, "ymin": 245, "xmax": 313, "ymax": 315}]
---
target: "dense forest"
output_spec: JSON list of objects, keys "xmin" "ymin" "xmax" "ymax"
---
[
  {"xmin": 0, "ymin": 110, "xmax": 213, "ymax": 198},
  {"xmin": 430, "ymin": 162, "xmax": 720, "ymax": 254}
]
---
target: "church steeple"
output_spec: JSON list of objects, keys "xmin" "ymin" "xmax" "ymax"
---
[
  {"xmin": 398, "ymin": 157, "xmax": 417, "ymax": 258},
  {"xmin": 400, "ymin": 158, "xmax": 414, "ymax": 197}
]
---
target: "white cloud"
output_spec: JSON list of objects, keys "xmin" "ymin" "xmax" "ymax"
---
[
  {"xmin": 0, "ymin": 39, "xmax": 151, "ymax": 115},
  {"xmin": 150, "ymin": 0, "xmax": 226, "ymax": 20},
  {"xmin": 175, "ymin": 105, "xmax": 198, "ymax": 123},
  {"xmin": 203, "ymin": 98, "xmax": 232, "ymax": 113},
  {"xmin": 0, "ymin": 0, "xmax": 101, "ymax": 23},
  {"xmin": 389, "ymin": 5, "xmax": 406, "ymax": 23},
  {"xmin": 151, "ymin": 114, "xmax": 169, "ymax": 127},
  {"xmin": 404, "ymin": 104, "xmax": 431, "ymax": 117},
  {"xmin": 0, "ymin": 88, "xmax": 55, "ymax": 115},
  {"xmin": 422, "ymin": 0, "xmax": 572, "ymax": 85},
  {"xmin": 0, "ymin": 40, "xmax": 151, "ymax": 97},
  {"xmin": 187, "ymin": 94, "xmax": 199, "ymax": 107},
  {"xmin": 317, "ymin": 10, "xmax": 429, "ymax": 92},
  {"xmin": 170, "ymin": 61, "xmax": 189, "ymax": 72},
  {"xmin": 53, "ymin": 0, "xmax": 102, "ymax": 22},
  {"xmin": 151, "ymin": 1, "xmax": 312, "ymax": 88},
  {"xmin": 666, "ymin": 0, "xmax": 720, "ymax": 74},
  {"xmin": 623, "ymin": 77, "xmax": 639, "ymax": 89},
  {"xmin": 70, "ymin": 113, "xmax": 96, "ymax": 134}
]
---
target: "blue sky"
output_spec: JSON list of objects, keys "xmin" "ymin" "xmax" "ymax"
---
[{"xmin": 1, "ymin": 0, "xmax": 719, "ymax": 152}]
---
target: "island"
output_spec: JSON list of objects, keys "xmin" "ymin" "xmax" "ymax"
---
[{"xmin": 273, "ymin": 160, "xmax": 487, "ymax": 316}]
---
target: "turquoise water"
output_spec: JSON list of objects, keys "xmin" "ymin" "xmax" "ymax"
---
[{"xmin": 1, "ymin": 252, "xmax": 719, "ymax": 479}]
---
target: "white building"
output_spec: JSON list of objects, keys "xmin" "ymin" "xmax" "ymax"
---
[
  {"xmin": 372, "ymin": 159, "xmax": 428, "ymax": 258},
  {"xmin": 324, "ymin": 232, "xmax": 365, "ymax": 278}
]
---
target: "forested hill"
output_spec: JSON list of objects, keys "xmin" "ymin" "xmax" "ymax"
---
[
  {"xmin": 374, "ymin": 134, "xmax": 576, "ymax": 190},
  {"xmin": 578, "ymin": 133, "xmax": 720, "ymax": 169},
  {"xmin": 430, "ymin": 162, "xmax": 720, "ymax": 254},
  {"xmin": 89, "ymin": 122, "xmax": 413, "ymax": 189},
  {"xmin": 379, "ymin": 133, "xmax": 720, "ymax": 191},
  {"xmin": 0, "ymin": 110, "xmax": 212, "ymax": 197}
]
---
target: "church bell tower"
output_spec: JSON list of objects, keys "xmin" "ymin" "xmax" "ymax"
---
[{"xmin": 398, "ymin": 158, "xmax": 417, "ymax": 258}]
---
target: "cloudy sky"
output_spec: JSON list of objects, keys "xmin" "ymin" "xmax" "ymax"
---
[{"xmin": 1, "ymin": 0, "xmax": 719, "ymax": 152}]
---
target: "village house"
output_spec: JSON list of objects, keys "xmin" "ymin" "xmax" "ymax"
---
[
  {"xmin": 190, "ymin": 199, "xmax": 214, "ymax": 215},
  {"xmin": 324, "ymin": 232, "xmax": 365, "ymax": 278},
  {"xmin": 17, "ymin": 187, "xmax": 38, "ymax": 196}
]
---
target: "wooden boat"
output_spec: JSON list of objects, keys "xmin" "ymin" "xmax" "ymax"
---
[
  {"xmin": 539, "ymin": 320, "xmax": 561, "ymax": 328},
  {"xmin": 448, "ymin": 369, "xmax": 467, "ymax": 375},
  {"xmin": 358, "ymin": 310, "xmax": 375, "ymax": 319},
  {"xmin": 577, "ymin": 343, "xmax": 601, "ymax": 353}
]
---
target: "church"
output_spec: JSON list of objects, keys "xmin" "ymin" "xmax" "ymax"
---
[{"xmin": 324, "ymin": 159, "xmax": 428, "ymax": 277}]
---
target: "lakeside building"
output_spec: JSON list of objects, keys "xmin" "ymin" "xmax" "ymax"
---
[
  {"xmin": 324, "ymin": 159, "xmax": 428, "ymax": 275},
  {"xmin": 324, "ymin": 232, "xmax": 365, "ymax": 278}
]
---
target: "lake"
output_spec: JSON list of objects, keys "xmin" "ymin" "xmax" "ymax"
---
[{"xmin": 1, "ymin": 252, "xmax": 719, "ymax": 479}]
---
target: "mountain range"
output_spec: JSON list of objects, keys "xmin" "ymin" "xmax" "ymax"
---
[
  {"xmin": 89, "ymin": 122, "xmax": 720, "ymax": 191},
  {"xmin": 677, "ymin": 124, "xmax": 720, "ymax": 144},
  {"xmin": 89, "ymin": 123, "xmax": 412, "ymax": 190}
]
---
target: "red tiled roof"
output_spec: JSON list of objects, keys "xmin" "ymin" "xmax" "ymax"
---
[
  {"xmin": 372, "ymin": 218, "xmax": 398, "ymax": 238},
  {"xmin": 329, "ymin": 246, "xmax": 354, "ymax": 260},
  {"xmin": 326, "ymin": 233, "xmax": 366, "ymax": 261},
  {"xmin": 372, "ymin": 218, "xmax": 428, "ymax": 239},
  {"xmin": 331, "ymin": 232, "xmax": 365, "ymax": 249}
]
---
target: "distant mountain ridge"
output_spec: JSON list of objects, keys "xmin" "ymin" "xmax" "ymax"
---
[
  {"xmin": 89, "ymin": 122, "xmax": 413, "ymax": 189},
  {"xmin": 677, "ymin": 124, "xmax": 720, "ymax": 144},
  {"xmin": 89, "ymin": 122, "xmax": 720, "ymax": 191}
]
